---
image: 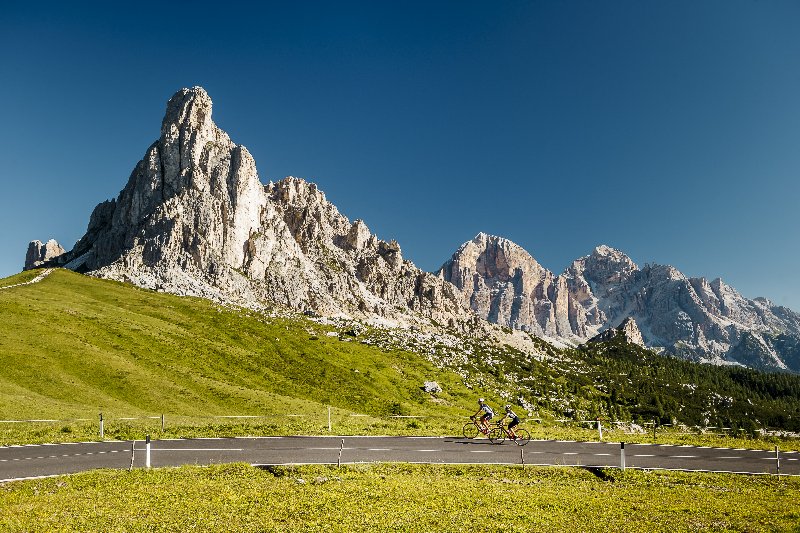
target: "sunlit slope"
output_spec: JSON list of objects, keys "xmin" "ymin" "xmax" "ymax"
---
[{"xmin": 0, "ymin": 269, "xmax": 472, "ymax": 420}]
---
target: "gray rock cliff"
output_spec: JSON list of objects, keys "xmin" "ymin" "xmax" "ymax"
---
[
  {"xmin": 24, "ymin": 239, "xmax": 65, "ymax": 270},
  {"xmin": 46, "ymin": 87, "xmax": 471, "ymax": 327},
  {"xmin": 440, "ymin": 235, "xmax": 800, "ymax": 372}
]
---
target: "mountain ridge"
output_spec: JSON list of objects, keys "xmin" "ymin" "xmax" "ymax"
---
[
  {"xmin": 25, "ymin": 86, "xmax": 800, "ymax": 372},
  {"xmin": 439, "ymin": 233, "xmax": 800, "ymax": 372}
]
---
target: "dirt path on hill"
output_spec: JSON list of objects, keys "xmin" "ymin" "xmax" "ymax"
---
[{"xmin": 0, "ymin": 268, "xmax": 54, "ymax": 290}]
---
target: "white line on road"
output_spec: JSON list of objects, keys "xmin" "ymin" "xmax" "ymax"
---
[
  {"xmin": 718, "ymin": 457, "xmax": 742, "ymax": 460},
  {"xmin": 634, "ymin": 454, "xmax": 655, "ymax": 457},
  {"xmin": 367, "ymin": 448, "xmax": 392, "ymax": 451},
  {"xmin": 593, "ymin": 453, "xmax": 612, "ymax": 456},
  {"xmin": 469, "ymin": 450, "xmax": 493, "ymax": 453},
  {"xmin": 671, "ymin": 455, "xmax": 697, "ymax": 458},
  {"xmin": 415, "ymin": 449, "xmax": 439, "ymax": 452},
  {"xmin": 140, "ymin": 448, "xmax": 244, "ymax": 452}
]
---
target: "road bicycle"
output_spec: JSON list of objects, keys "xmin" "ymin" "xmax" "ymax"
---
[
  {"xmin": 488, "ymin": 422, "xmax": 531, "ymax": 446},
  {"xmin": 462, "ymin": 416, "xmax": 491, "ymax": 438}
]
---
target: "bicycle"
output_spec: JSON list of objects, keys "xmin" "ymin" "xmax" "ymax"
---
[
  {"xmin": 488, "ymin": 422, "xmax": 531, "ymax": 446},
  {"xmin": 462, "ymin": 416, "xmax": 491, "ymax": 438}
]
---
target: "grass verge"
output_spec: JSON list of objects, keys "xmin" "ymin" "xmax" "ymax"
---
[{"xmin": 1, "ymin": 463, "xmax": 799, "ymax": 532}]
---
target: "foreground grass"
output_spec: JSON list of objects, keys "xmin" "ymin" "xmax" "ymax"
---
[{"xmin": 1, "ymin": 463, "xmax": 798, "ymax": 532}]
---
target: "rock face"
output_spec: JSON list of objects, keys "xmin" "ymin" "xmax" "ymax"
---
[
  {"xmin": 440, "ymin": 235, "xmax": 800, "ymax": 372},
  {"xmin": 24, "ymin": 239, "xmax": 65, "ymax": 270},
  {"xmin": 436, "ymin": 233, "xmax": 574, "ymax": 338},
  {"xmin": 46, "ymin": 87, "xmax": 470, "ymax": 327},
  {"xmin": 588, "ymin": 317, "xmax": 645, "ymax": 347}
]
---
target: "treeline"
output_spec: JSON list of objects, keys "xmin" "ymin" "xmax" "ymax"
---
[{"xmin": 570, "ymin": 337, "xmax": 800, "ymax": 431}]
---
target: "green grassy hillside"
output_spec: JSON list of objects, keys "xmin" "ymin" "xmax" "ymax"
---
[
  {"xmin": 1, "ymin": 269, "xmax": 799, "ymax": 450},
  {"xmin": 0, "ymin": 269, "xmax": 483, "ymax": 443}
]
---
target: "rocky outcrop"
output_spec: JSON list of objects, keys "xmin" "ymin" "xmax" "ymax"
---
[
  {"xmin": 436, "ymin": 233, "xmax": 574, "ymax": 338},
  {"xmin": 588, "ymin": 317, "xmax": 645, "ymax": 347},
  {"xmin": 24, "ymin": 239, "xmax": 65, "ymax": 270},
  {"xmin": 43, "ymin": 87, "xmax": 472, "ymax": 328},
  {"xmin": 440, "ymin": 235, "xmax": 800, "ymax": 372}
]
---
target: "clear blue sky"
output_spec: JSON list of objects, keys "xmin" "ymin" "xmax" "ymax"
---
[{"xmin": 1, "ymin": 1, "xmax": 798, "ymax": 310}]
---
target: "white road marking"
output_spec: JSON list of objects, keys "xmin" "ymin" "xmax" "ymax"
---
[
  {"xmin": 671, "ymin": 455, "xmax": 697, "ymax": 458},
  {"xmin": 718, "ymin": 457, "xmax": 742, "ymax": 460},
  {"xmin": 593, "ymin": 453, "xmax": 612, "ymax": 456},
  {"xmin": 368, "ymin": 448, "xmax": 392, "ymax": 451},
  {"xmin": 469, "ymin": 450, "xmax": 493, "ymax": 453},
  {"xmin": 415, "ymin": 449, "xmax": 439, "ymax": 452},
  {"xmin": 563, "ymin": 452, "xmax": 578, "ymax": 455},
  {"xmin": 142, "ymin": 448, "xmax": 244, "ymax": 452},
  {"xmin": 634, "ymin": 454, "xmax": 655, "ymax": 457}
]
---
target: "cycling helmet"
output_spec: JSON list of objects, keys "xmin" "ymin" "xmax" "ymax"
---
[
  {"xmin": 505, "ymin": 404, "xmax": 511, "ymax": 411},
  {"xmin": 478, "ymin": 398, "xmax": 485, "ymax": 403}
]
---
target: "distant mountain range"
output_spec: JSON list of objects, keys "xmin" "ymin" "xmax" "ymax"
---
[{"xmin": 26, "ymin": 87, "xmax": 800, "ymax": 373}]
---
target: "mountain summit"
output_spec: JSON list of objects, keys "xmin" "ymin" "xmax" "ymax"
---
[
  {"xmin": 38, "ymin": 87, "xmax": 468, "ymax": 326},
  {"xmin": 439, "ymin": 235, "xmax": 800, "ymax": 371}
]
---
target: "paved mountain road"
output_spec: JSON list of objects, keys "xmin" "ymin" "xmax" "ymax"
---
[{"xmin": 1, "ymin": 436, "xmax": 796, "ymax": 482}]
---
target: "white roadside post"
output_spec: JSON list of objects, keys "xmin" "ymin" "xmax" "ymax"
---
[
  {"xmin": 620, "ymin": 442, "xmax": 626, "ymax": 471},
  {"xmin": 328, "ymin": 406, "xmax": 332, "ymax": 432},
  {"xmin": 776, "ymin": 446, "xmax": 780, "ymax": 475},
  {"xmin": 146, "ymin": 435, "xmax": 151, "ymax": 468},
  {"xmin": 99, "ymin": 412, "xmax": 104, "ymax": 439},
  {"xmin": 597, "ymin": 420, "xmax": 603, "ymax": 441}
]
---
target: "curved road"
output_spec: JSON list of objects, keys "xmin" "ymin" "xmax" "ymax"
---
[{"xmin": 2, "ymin": 436, "xmax": 797, "ymax": 482}]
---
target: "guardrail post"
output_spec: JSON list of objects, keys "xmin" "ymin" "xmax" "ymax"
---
[
  {"xmin": 620, "ymin": 442, "xmax": 626, "ymax": 471},
  {"xmin": 99, "ymin": 412, "xmax": 104, "ymax": 439},
  {"xmin": 776, "ymin": 446, "xmax": 780, "ymax": 475},
  {"xmin": 146, "ymin": 434, "xmax": 151, "ymax": 468}
]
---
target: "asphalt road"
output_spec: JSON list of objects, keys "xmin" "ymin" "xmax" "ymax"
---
[{"xmin": 1, "ymin": 436, "xmax": 797, "ymax": 482}]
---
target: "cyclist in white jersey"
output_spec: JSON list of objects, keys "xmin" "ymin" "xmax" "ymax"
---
[{"xmin": 472, "ymin": 398, "xmax": 494, "ymax": 434}]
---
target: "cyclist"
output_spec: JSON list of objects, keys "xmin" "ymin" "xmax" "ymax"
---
[
  {"xmin": 472, "ymin": 398, "xmax": 494, "ymax": 434},
  {"xmin": 499, "ymin": 404, "xmax": 521, "ymax": 440}
]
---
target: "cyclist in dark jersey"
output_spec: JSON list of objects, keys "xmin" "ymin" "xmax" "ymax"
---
[{"xmin": 499, "ymin": 405, "xmax": 521, "ymax": 439}]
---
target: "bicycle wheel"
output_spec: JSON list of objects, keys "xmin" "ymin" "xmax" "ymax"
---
[
  {"xmin": 488, "ymin": 427, "xmax": 506, "ymax": 444},
  {"xmin": 463, "ymin": 422, "xmax": 480, "ymax": 439},
  {"xmin": 513, "ymin": 428, "xmax": 531, "ymax": 446}
]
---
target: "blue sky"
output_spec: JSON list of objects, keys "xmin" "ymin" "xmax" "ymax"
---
[{"xmin": 1, "ymin": 1, "xmax": 798, "ymax": 310}]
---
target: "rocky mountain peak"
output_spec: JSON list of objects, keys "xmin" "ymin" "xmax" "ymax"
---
[
  {"xmin": 581, "ymin": 244, "xmax": 638, "ymax": 285},
  {"xmin": 161, "ymin": 86, "xmax": 214, "ymax": 136},
  {"xmin": 28, "ymin": 87, "xmax": 472, "ymax": 328},
  {"xmin": 438, "ymin": 234, "xmax": 574, "ymax": 337},
  {"xmin": 24, "ymin": 239, "xmax": 65, "ymax": 270}
]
